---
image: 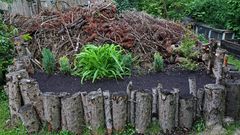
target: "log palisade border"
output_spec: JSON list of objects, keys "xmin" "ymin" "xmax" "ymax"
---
[{"xmin": 4, "ymin": 44, "xmax": 240, "ymax": 134}]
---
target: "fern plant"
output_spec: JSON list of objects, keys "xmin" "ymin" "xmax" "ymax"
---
[
  {"xmin": 59, "ymin": 56, "xmax": 71, "ymax": 74},
  {"xmin": 42, "ymin": 48, "xmax": 55, "ymax": 75},
  {"xmin": 153, "ymin": 52, "xmax": 164, "ymax": 72},
  {"xmin": 73, "ymin": 44, "xmax": 130, "ymax": 83}
]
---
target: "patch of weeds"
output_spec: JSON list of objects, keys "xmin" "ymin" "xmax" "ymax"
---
[
  {"xmin": 224, "ymin": 121, "xmax": 240, "ymax": 135},
  {"xmin": 73, "ymin": 44, "xmax": 130, "ymax": 83},
  {"xmin": 113, "ymin": 123, "xmax": 136, "ymax": 135},
  {"xmin": 198, "ymin": 34, "xmax": 208, "ymax": 44},
  {"xmin": 145, "ymin": 120, "xmax": 162, "ymax": 135},
  {"xmin": 228, "ymin": 54, "xmax": 240, "ymax": 71},
  {"xmin": 192, "ymin": 118, "xmax": 206, "ymax": 133},
  {"xmin": 180, "ymin": 58, "xmax": 198, "ymax": 71},
  {"xmin": 153, "ymin": 52, "xmax": 164, "ymax": 72},
  {"xmin": 42, "ymin": 48, "xmax": 56, "ymax": 75},
  {"xmin": 59, "ymin": 56, "xmax": 71, "ymax": 74}
]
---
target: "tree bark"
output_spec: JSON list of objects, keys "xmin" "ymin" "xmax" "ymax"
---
[
  {"xmin": 103, "ymin": 90, "xmax": 112, "ymax": 135},
  {"xmin": 204, "ymin": 84, "xmax": 225, "ymax": 127},
  {"xmin": 130, "ymin": 90, "xmax": 137, "ymax": 125},
  {"xmin": 85, "ymin": 90, "xmax": 105, "ymax": 135},
  {"xmin": 61, "ymin": 92, "xmax": 85, "ymax": 134},
  {"xmin": 19, "ymin": 79, "xmax": 44, "ymax": 122},
  {"xmin": 18, "ymin": 104, "xmax": 40, "ymax": 134},
  {"xmin": 81, "ymin": 92, "xmax": 90, "ymax": 125},
  {"xmin": 126, "ymin": 81, "xmax": 133, "ymax": 122},
  {"xmin": 152, "ymin": 86, "xmax": 158, "ymax": 120},
  {"xmin": 179, "ymin": 98, "xmax": 194, "ymax": 129},
  {"xmin": 189, "ymin": 76, "xmax": 197, "ymax": 119},
  {"xmin": 158, "ymin": 89, "xmax": 179, "ymax": 133},
  {"xmin": 196, "ymin": 88, "xmax": 205, "ymax": 117},
  {"xmin": 60, "ymin": 92, "xmax": 70, "ymax": 131},
  {"xmin": 112, "ymin": 92, "xmax": 128, "ymax": 132},
  {"xmin": 42, "ymin": 92, "xmax": 61, "ymax": 131},
  {"xmin": 213, "ymin": 48, "xmax": 226, "ymax": 84},
  {"xmin": 225, "ymin": 79, "xmax": 240, "ymax": 120},
  {"xmin": 135, "ymin": 90, "xmax": 152, "ymax": 134}
]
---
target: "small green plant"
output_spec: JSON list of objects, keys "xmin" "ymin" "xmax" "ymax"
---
[
  {"xmin": 192, "ymin": 119, "xmax": 206, "ymax": 133},
  {"xmin": 197, "ymin": 34, "xmax": 208, "ymax": 44},
  {"xmin": 21, "ymin": 33, "xmax": 32, "ymax": 42},
  {"xmin": 122, "ymin": 53, "xmax": 133, "ymax": 69},
  {"xmin": 180, "ymin": 58, "xmax": 198, "ymax": 71},
  {"xmin": 59, "ymin": 56, "xmax": 71, "ymax": 74},
  {"xmin": 225, "ymin": 121, "xmax": 240, "ymax": 135},
  {"xmin": 153, "ymin": 52, "xmax": 164, "ymax": 72},
  {"xmin": 73, "ymin": 44, "xmax": 130, "ymax": 83},
  {"xmin": 145, "ymin": 120, "xmax": 162, "ymax": 135},
  {"xmin": 42, "ymin": 48, "xmax": 56, "ymax": 75},
  {"xmin": 228, "ymin": 55, "xmax": 240, "ymax": 71},
  {"xmin": 114, "ymin": 123, "xmax": 136, "ymax": 135}
]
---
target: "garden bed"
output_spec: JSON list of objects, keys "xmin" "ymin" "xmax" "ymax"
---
[{"xmin": 33, "ymin": 69, "xmax": 214, "ymax": 98}]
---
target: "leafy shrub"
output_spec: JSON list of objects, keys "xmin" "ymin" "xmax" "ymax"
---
[
  {"xmin": 42, "ymin": 48, "xmax": 56, "ymax": 75},
  {"xmin": 122, "ymin": 53, "xmax": 133, "ymax": 69},
  {"xmin": 0, "ymin": 19, "xmax": 17, "ymax": 85},
  {"xmin": 73, "ymin": 44, "xmax": 130, "ymax": 83},
  {"xmin": 59, "ymin": 56, "xmax": 71, "ymax": 74},
  {"xmin": 180, "ymin": 58, "xmax": 198, "ymax": 71},
  {"xmin": 153, "ymin": 52, "xmax": 164, "ymax": 72},
  {"xmin": 192, "ymin": 119, "xmax": 206, "ymax": 133}
]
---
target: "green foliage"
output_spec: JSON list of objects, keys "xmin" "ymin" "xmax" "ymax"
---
[
  {"xmin": 114, "ymin": 123, "xmax": 136, "ymax": 135},
  {"xmin": 225, "ymin": 121, "xmax": 240, "ymax": 135},
  {"xmin": 42, "ymin": 48, "xmax": 56, "ymax": 75},
  {"xmin": 198, "ymin": 34, "xmax": 208, "ymax": 44},
  {"xmin": 73, "ymin": 44, "xmax": 130, "ymax": 83},
  {"xmin": 153, "ymin": 52, "xmax": 164, "ymax": 72},
  {"xmin": 59, "ymin": 56, "xmax": 71, "ymax": 74},
  {"xmin": 188, "ymin": 0, "xmax": 240, "ymax": 37},
  {"xmin": 192, "ymin": 119, "xmax": 206, "ymax": 133},
  {"xmin": 21, "ymin": 33, "xmax": 32, "ymax": 42},
  {"xmin": 145, "ymin": 120, "xmax": 161, "ymax": 135},
  {"xmin": 228, "ymin": 55, "xmax": 240, "ymax": 71},
  {"xmin": 122, "ymin": 53, "xmax": 133, "ymax": 69},
  {"xmin": 181, "ymin": 58, "xmax": 198, "ymax": 71},
  {"xmin": 0, "ymin": 19, "xmax": 16, "ymax": 85}
]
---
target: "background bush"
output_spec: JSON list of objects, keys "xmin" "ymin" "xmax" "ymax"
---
[
  {"xmin": 42, "ymin": 48, "xmax": 56, "ymax": 75},
  {"xmin": 59, "ymin": 56, "xmax": 71, "ymax": 74},
  {"xmin": 0, "ymin": 19, "xmax": 17, "ymax": 85},
  {"xmin": 73, "ymin": 44, "xmax": 130, "ymax": 83}
]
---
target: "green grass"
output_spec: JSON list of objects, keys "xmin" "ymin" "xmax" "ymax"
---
[{"xmin": 225, "ymin": 121, "xmax": 240, "ymax": 135}]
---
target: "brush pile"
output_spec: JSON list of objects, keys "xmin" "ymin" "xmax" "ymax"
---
[{"xmin": 4, "ymin": 4, "xmax": 186, "ymax": 64}]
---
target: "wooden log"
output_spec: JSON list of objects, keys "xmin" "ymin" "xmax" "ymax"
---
[
  {"xmin": 61, "ymin": 92, "xmax": 85, "ymax": 134},
  {"xmin": 112, "ymin": 92, "xmax": 128, "ymax": 132},
  {"xmin": 225, "ymin": 79, "xmax": 240, "ymax": 120},
  {"xmin": 158, "ymin": 89, "xmax": 179, "ymax": 133},
  {"xmin": 6, "ymin": 69, "xmax": 29, "ymax": 82},
  {"xmin": 19, "ymin": 79, "xmax": 44, "ymax": 122},
  {"xmin": 189, "ymin": 76, "xmax": 197, "ymax": 97},
  {"xmin": 81, "ymin": 92, "xmax": 90, "ymax": 125},
  {"xmin": 103, "ymin": 90, "xmax": 112, "ymax": 135},
  {"xmin": 18, "ymin": 56, "xmax": 34, "ymax": 75},
  {"xmin": 59, "ymin": 92, "xmax": 70, "ymax": 131},
  {"xmin": 126, "ymin": 81, "xmax": 133, "ymax": 122},
  {"xmin": 85, "ymin": 90, "xmax": 105, "ymax": 135},
  {"xmin": 42, "ymin": 92, "xmax": 61, "ymax": 131},
  {"xmin": 213, "ymin": 48, "xmax": 226, "ymax": 84},
  {"xmin": 18, "ymin": 104, "xmax": 40, "ymax": 133},
  {"xmin": 179, "ymin": 97, "xmax": 194, "ymax": 129},
  {"xmin": 204, "ymin": 84, "xmax": 225, "ymax": 127},
  {"xmin": 152, "ymin": 86, "xmax": 158, "ymax": 120},
  {"xmin": 4, "ymin": 83, "xmax": 9, "ymax": 96},
  {"xmin": 135, "ymin": 90, "xmax": 152, "ymax": 134},
  {"xmin": 196, "ymin": 88, "xmax": 205, "ymax": 117},
  {"xmin": 130, "ymin": 90, "xmax": 137, "ymax": 125}
]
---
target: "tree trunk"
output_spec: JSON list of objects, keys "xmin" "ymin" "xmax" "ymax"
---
[
  {"xmin": 85, "ymin": 90, "xmax": 105, "ymax": 135},
  {"xmin": 213, "ymin": 48, "xmax": 226, "ymax": 84},
  {"xmin": 103, "ymin": 90, "xmax": 112, "ymax": 135},
  {"xmin": 159, "ymin": 89, "xmax": 179, "ymax": 133},
  {"xmin": 225, "ymin": 79, "xmax": 240, "ymax": 120},
  {"xmin": 19, "ymin": 79, "xmax": 44, "ymax": 122},
  {"xmin": 61, "ymin": 92, "xmax": 85, "ymax": 134},
  {"xmin": 126, "ymin": 81, "xmax": 133, "ymax": 122},
  {"xmin": 135, "ymin": 90, "xmax": 152, "ymax": 134},
  {"xmin": 204, "ymin": 84, "xmax": 225, "ymax": 127},
  {"xmin": 18, "ymin": 104, "xmax": 40, "ymax": 134},
  {"xmin": 42, "ymin": 92, "xmax": 61, "ymax": 131},
  {"xmin": 179, "ymin": 98, "xmax": 194, "ymax": 129},
  {"xmin": 112, "ymin": 92, "xmax": 128, "ymax": 132},
  {"xmin": 196, "ymin": 88, "xmax": 204, "ymax": 117},
  {"xmin": 130, "ymin": 90, "xmax": 137, "ymax": 125}
]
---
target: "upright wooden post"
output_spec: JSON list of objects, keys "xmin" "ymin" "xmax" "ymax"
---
[{"xmin": 103, "ymin": 90, "xmax": 112, "ymax": 135}]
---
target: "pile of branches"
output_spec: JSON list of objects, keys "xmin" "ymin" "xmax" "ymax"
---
[{"xmin": 4, "ymin": 3, "xmax": 186, "ymax": 64}]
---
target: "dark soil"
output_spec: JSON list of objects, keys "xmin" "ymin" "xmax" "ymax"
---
[{"xmin": 32, "ymin": 69, "xmax": 215, "ymax": 98}]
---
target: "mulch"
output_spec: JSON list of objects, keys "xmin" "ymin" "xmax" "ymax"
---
[{"xmin": 32, "ymin": 69, "xmax": 214, "ymax": 98}]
